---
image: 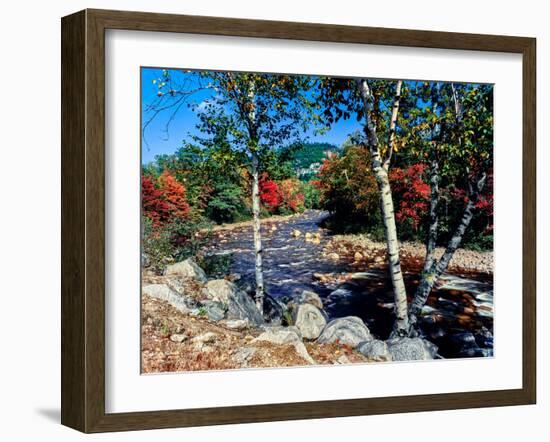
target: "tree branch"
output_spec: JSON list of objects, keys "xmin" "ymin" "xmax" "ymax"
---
[{"xmin": 383, "ymin": 80, "xmax": 403, "ymax": 170}]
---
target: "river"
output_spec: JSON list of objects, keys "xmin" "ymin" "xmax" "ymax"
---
[{"xmin": 203, "ymin": 210, "xmax": 494, "ymax": 359}]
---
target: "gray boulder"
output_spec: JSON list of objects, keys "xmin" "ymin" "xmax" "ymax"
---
[
  {"xmin": 357, "ymin": 339, "xmax": 392, "ymax": 362},
  {"xmin": 165, "ymin": 258, "xmax": 207, "ymax": 282},
  {"xmin": 292, "ymin": 303, "xmax": 326, "ymax": 340},
  {"xmin": 386, "ymin": 337, "xmax": 438, "ymax": 361},
  {"xmin": 202, "ymin": 279, "xmax": 264, "ymax": 326},
  {"xmin": 253, "ymin": 327, "xmax": 314, "ymax": 364},
  {"xmin": 201, "ymin": 300, "xmax": 226, "ymax": 321},
  {"xmin": 317, "ymin": 316, "xmax": 372, "ymax": 348},
  {"xmin": 296, "ymin": 290, "xmax": 324, "ymax": 310},
  {"xmin": 142, "ymin": 284, "xmax": 194, "ymax": 313}
]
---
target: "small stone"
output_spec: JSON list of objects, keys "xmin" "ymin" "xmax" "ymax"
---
[
  {"xmin": 192, "ymin": 332, "xmax": 217, "ymax": 344},
  {"xmin": 224, "ymin": 319, "xmax": 249, "ymax": 330},
  {"xmin": 420, "ymin": 305, "xmax": 438, "ymax": 316},
  {"xmin": 354, "ymin": 252, "xmax": 363, "ymax": 261},
  {"xmin": 232, "ymin": 347, "xmax": 257, "ymax": 365},
  {"xmin": 328, "ymin": 253, "xmax": 340, "ymax": 261},
  {"xmin": 291, "ymin": 229, "xmax": 302, "ymax": 238},
  {"xmin": 337, "ymin": 355, "xmax": 351, "ymax": 364},
  {"xmin": 374, "ymin": 256, "xmax": 384, "ymax": 264},
  {"xmin": 169, "ymin": 333, "xmax": 187, "ymax": 343}
]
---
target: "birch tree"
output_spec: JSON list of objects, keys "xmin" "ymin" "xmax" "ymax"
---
[
  {"xmin": 406, "ymin": 82, "xmax": 493, "ymax": 330},
  {"xmin": 318, "ymin": 78, "xmax": 411, "ymax": 335},
  {"xmin": 144, "ymin": 70, "xmax": 316, "ymax": 314}
]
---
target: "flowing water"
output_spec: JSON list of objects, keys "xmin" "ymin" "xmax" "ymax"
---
[{"xmin": 204, "ymin": 210, "xmax": 494, "ymax": 359}]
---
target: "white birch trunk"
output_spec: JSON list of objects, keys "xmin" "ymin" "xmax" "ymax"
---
[
  {"xmin": 422, "ymin": 159, "xmax": 440, "ymax": 275},
  {"xmin": 420, "ymin": 92, "xmax": 442, "ymax": 278},
  {"xmin": 409, "ymin": 174, "xmax": 486, "ymax": 320},
  {"xmin": 357, "ymin": 78, "xmax": 409, "ymax": 335},
  {"xmin": 246, "ymin": 81, "xmax": 265, "ymax": 313},
  {"xmin": 251, "ymin": 151, "xmax": 264, "ymax": 312}
]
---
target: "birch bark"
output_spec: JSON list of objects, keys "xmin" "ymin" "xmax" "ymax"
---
[
  {"xmin": 409, "ymin": 174, "xmax": 486, "ymax": 321},
  {"xmin": 250, "ymin": 150, "xmax": 264, "ymax": 311},
  {"xmin": 245, "ymin": 82, "xmax": 265, "ymax": 313},
  {"xmin": 357, "ymin": 79, "xmax": 409, "ymax": 335}
]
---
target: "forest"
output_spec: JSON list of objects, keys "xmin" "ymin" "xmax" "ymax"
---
[{"xmin": 141, "ymin": 69, "xmax": 494, "ymax": 372}]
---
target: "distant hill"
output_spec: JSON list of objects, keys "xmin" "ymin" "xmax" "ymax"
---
[
  {"xmin": 291, "ymin": 142, "xmax": 339, "ymax": 180},
  {"xmin": 292, "ymin": 142, "xmax": 339, "ymax": 168}
]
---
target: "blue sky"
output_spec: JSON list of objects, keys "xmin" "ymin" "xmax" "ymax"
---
[{"xmin": 140, "ymin": 68, "xmax": 361, "ymax": 164}]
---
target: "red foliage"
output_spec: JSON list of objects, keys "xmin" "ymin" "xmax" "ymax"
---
[
  {"xmin": 390, "ymin": 164, "xmax": 430, "ymax": 230},
  {"xmin": 259, "ymin": 175, "xmax": 281, "ymax": 211},
  {"xmin": 278, "ymin": 178, "xmax": 305, "ymax": 213},
  {"xmin": 259, "ymin": 174, "xmax": 304, "ymax": 214},
  {"xmin": 142, "ymin": 176, "xmax": 171, "ymax": 225},
  {"xmin": 142, "ymin": 172, "xmax": 190, "ymax": 225},
  {"xmin": 158, "ymin": 171, "xmax": 190, "ymax": 219}
]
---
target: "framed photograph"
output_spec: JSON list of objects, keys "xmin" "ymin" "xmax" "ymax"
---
[{"xmin": 61, "ymin": 9, "xmax": 536, "ymax": 433}]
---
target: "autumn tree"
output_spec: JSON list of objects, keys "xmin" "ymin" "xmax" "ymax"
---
[
  {"xmin": 158, "ymin": 171, "xmax": 190, "ymax": 219},
  {"xmin": 141, "ymin": 175, "xmax": 170, "ymax": 226},
  {"xmin": 144, "ymin": 70, "xmax": 317, "ymax": 313},
  {"xmin": 318, "ymin": 78, "xmax": 411, "ymax": 335},
  {"xmin": 405, "ymin": 82, "xmax": 493, "ymax": 330}
]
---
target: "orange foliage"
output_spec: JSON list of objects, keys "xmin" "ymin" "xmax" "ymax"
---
[{"xmin": 158, "ymin": 171, "xmax": 190, "ymax": 220}]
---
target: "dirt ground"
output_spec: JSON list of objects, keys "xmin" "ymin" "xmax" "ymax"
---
[{"xmin": 141, "ymin": 295, "xmax": 369, "ymax": 374}]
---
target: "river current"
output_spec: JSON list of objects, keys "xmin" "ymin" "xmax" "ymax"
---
[{"xmin": 204, "ymin": 210, "xmax": 494, "ymax": 359}]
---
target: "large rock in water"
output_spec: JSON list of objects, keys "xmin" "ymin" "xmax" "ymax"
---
[
  {"xmin": 386, "ymin": 337, "xmax": 438, "ymax": 361},
  {"xmin": 202, "ymin": 279, "xmax": 264, "ymax": 326},
  {"xmin": 357, "ymin": 339, "xmax": 392, "ymax": 362},
  {"xmin": 165, "ymin": 258, "xmax": 207, "ymax": 282},
  {"xmin": 292, "ymin": 303, "xmax": 326, "ymax": 340},
  {"xmin": 253, "ymin": 327, "xmax": 314, "ymax": 364},
  {"xmin": 142, "ymin": 284, "xmax": 194, "ymax": 313},
  {"xmin": 295, "ymin": 290, "xmax": 324, "ymax": 310},
  {"xmin": 317, "ymin": 316, "xmax": 372, "ymax": 348}
]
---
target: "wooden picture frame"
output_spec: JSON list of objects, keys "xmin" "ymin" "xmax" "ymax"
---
[{"xmin": 61, "ymin": 8, "xmax": 536, "ymax": 433}]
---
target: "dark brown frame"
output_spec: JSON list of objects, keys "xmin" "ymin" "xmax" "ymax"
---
[{"xmin": 61, "ymin": 8, "xmax": 536, "ymax": 433}]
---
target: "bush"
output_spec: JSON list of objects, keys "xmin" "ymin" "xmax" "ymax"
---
[
  {"xmin": 259, "ymin": 174, "xmax": 304, "ymax": 215},
  {"xmin": 197, "ymin": 253, "xmax": 234, "ymax": 278},
  {"xmin": 142, "ymin": 171, "xmax": 190, "ymax": 226},
  {"xmin": 315, "ymin": 146, "xmax": 381, "ymax": 233},
  {"xmin": 206, "ymin": 182, "xmax": 248, "ymax": 224},
  {"xmin": 141, "ymin": 216, "xmax": 212, "ymax": 274},
  {"xmin": 259, "ymin": 175, "xmax": 281, "ymax": 212},
  {"xmin": 278, "ymin": 178, "xmax": 305, "ymax": 214},
  {"xmin": 301, "ymin": 180, "xmax": 321, "ymax": 209}
]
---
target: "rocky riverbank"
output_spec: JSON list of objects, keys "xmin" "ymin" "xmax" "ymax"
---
[
  {"xmin": 141, "ymin": 257, "xmax": 438, "ymax": 373},
  {"xmin": 324, "ymin": 233, "xmax": 493, "ymax": 275}
]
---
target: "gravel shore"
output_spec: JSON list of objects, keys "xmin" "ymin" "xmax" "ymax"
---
[{"xmin": 326, "ymin": 234, "xmax": 493, "ymax": 275}]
